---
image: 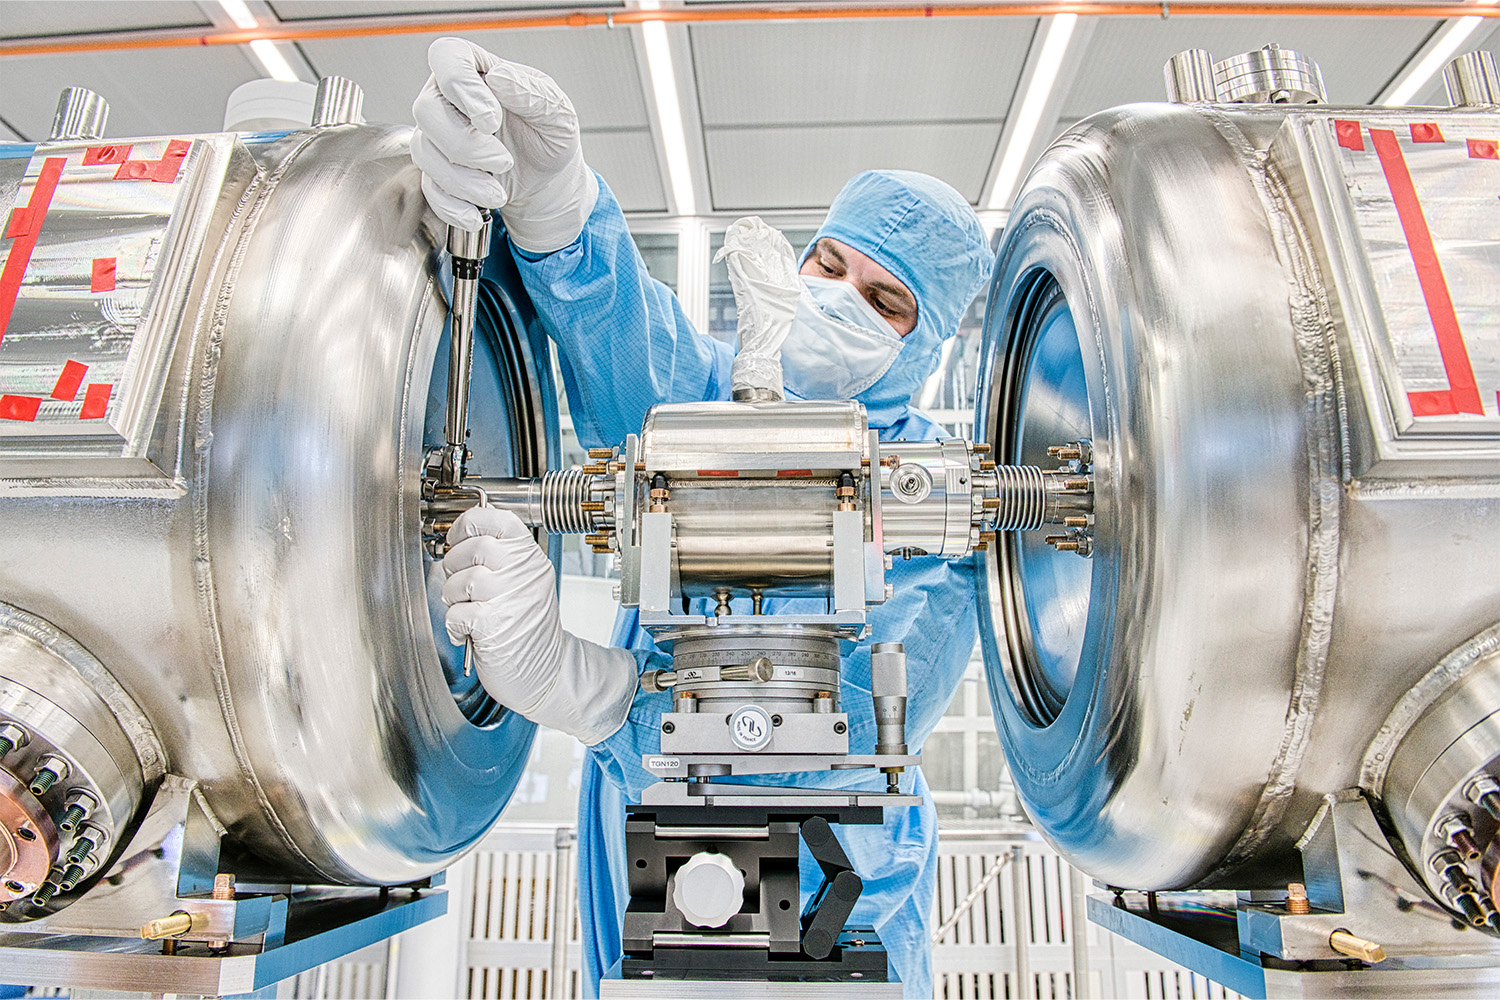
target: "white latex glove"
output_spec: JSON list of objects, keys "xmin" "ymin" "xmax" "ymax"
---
[
  {"xmin": 412, "ymin": 37, "xmax": 599, "ymax": 253},
  {"xmin": 442, "ymin": 506, "xmax": 635, "ymax": 745},
  {"xmin": 713, "ymin": 218, "xmax": 800, "ymax": 401}
]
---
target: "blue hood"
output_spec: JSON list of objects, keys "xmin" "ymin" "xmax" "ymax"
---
[{"xmin": 800, "ymin": 170, "xmax": 993, "ymax": 429}]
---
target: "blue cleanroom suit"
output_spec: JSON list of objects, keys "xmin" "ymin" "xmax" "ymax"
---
[{"xmin": 505, "ymin": 169, "xmax": 993, "ymax": 998}]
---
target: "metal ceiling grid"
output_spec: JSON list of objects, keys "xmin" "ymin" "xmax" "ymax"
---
[
  {"xmin": 1062, "ymin": 15, "xmax": 1442, "ymax": 122},
  {"xmin": 0, "ymin": 0, "xmax": 210, "ymax": 39},
  {"xmin": 0, "ymin": 47, "xmax": 269, "ymax": 139},
  {"xmin": 691, "ymin": 17, "xmax": 1036, "ymax": 211},
  {"xmin": 269, "ymin": 1, "xmax": 624, "ymax": 20},
  {"xmin": 296, "ymin": 24, "xmax": 665, "ymax": 210},
  {"xmin": 705, "ymin": 120, "xmax": 1001, "ymax": 211}
]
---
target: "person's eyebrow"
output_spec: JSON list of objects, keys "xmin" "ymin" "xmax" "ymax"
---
[
  {"xmin": 868, "ymin": 277, "xmax": 916, "ymax": 311},
  {"xmin": 817, "ymin": 239, "xmax": 847, "ymax": 268}
]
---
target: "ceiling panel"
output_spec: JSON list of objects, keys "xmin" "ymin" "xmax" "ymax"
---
[
  {"xmin": 0, "ymin": 48, "xmax": 268, "ymax": 140},
  {"xmin": 1, "ymin": 1, "xmax": 209, "ymax": 39},
  {"xmin": 1064, "ymin": 16, "xmax": 1440, "ymax": 117},
  {"xmin": 583, "ymin": 129, "xmax": 666, "ymax": 213},
  {"xmin": 691, "ymin": 18, "xmax": 1035, "ymax": 126},
  {"xmin": 298, "ymin": 25, "xmax": 648, "ymax": 129},
  {"xmin": 1413, "ymin": 19, "xmax": 1500, "ymax": 106},
  {"xmin": 705, "ymin": 122, "xmax": 999, "ymax": 212},
  {"xmin": 271, "ymin": 1, "xmax": 622, "ymax": 18}
]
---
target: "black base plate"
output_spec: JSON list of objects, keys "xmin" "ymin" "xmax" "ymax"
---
[{"xmin": 623, "ymin": 930, "xmax": 888, "ymax": 983}]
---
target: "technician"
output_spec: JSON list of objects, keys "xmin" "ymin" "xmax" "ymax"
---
[{"xmin": 414, "ymin": 37, "xmax": 992, "ymax": 997}]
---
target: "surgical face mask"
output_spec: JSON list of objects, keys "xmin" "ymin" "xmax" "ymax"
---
[{"xmin": 781, "ymin": 275, "xmax": 905, "ymax": 401}]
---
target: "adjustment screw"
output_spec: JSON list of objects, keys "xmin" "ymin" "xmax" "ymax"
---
[
  {"xmin": 29, "ymin": 755, "xmax": 70, "ymax": 797},
  {"xmin": 834, "ymin": 722, "xmax": 847, "ymax": 734},
  {"xmin": 0, "ymin": 722, "xmax": 29, "ymax": 760},
  {"xmin": 661, "ymin": 721, "xmax": 675, "ymax": 734},
  {"xmin": 1285, "ymin": 882, "xmax": 1310, "ymax": 915}
]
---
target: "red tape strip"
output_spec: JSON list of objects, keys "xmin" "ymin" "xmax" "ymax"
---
[
  {"xmin": 1410, "ymin": 122, "xmax": 1445, "ymax": 144},
  {"xmin": 83, "ymin": 144, "xmax": 133, "ymax": 165},
  {"xmin": 79, "ymin": 383, "xmax": 111, "ymax": 420},
  {"xmin": 51, "ymin": 360, "xmax": 87, "ymax": 401},
  {"xmin": 0, "ymin": 156, "xmax": 67, "ymax": 345},
  {"xmin": 113, "ymin": 138, "xmax": 191, "ymax": 185},
  {"xmin": 0, "ymin": 394, "xmax": 42, "ymax": 421},
  {"xmin": 1469, "ymin": 138, "xmax": 1499, "ymax": 161},
  {"xmin": 1369, "ymin": 128, "xmax": 1484, "ymax": 417},
  {"xmin": 91, "ymin": 257, "xmax": 116, "ymax": 293},
  {"xmin": 1335, "ymin": 119, "xmax": 1364, "ymax": 151},
  {"xmin": 4, "ymin": 208, "xmax": 33, "ymax": 239}
]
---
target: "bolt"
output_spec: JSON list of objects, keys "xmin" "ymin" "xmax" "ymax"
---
[
  {"xmin": 834, "ymin": 721, "xmax": 847, "ymax": 735},
  {"xmin": 30, "ymin": 875, "xmax": 61, "ymax": 907},
  {"xmin": 1465, "ymin": 776, "xmax": 1500, "ymax": 821},
  {"xmin": 1454, "ymin": 892, "xmax": 1487, "ymax": 927},
  {"xmin": 67, "ymin": 824, "xmax": 106, "ymax": 865},
  {"xmin": 1063, "ymin": 478, "xmax": 1091, "ymax": 491},
  {"xmin": 587, "ymin": 448, "xmax": 614, "ymax": 459},
  {"xmin": 1064, "ymin": 516, "xmax": 1089, "ymax": 528},
  {"xmin": 28, "ymin": 755, "xmax": 69, "ymax": 797},
  {"xmin": 58, "ymin": 790, "xmax": 97, "ymax": 833},
  {"xmin": 56, "ymin": 860, "xmax": 91, "ymax": 892},
  {"xmin": 581, "ymin": 462, "xmax": 609, "ymax": 475},
  {"xmin": 1437, "ymin": 814, "xmax": 1483, "ymax": 861},
  {"xmin": 0, "ymin": 723, "xmax": 29, "ymax": 760},
  {"xmin": 1285, "ymin": 883, "xmax": 1310, "ymax": 915},
  {"xmin": 661, "ymin": 721, "xmax": 675, "ymax": 734}
]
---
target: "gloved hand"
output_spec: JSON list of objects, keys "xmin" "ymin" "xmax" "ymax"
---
[
  {"xmin": 713, "ymin": 217, "xmax": 801, "ymax": 401},
  {"xmin": 412, "ymin": 37, "xmax": 599, "ymax": 253},
  {"xmin": 442, "ymin": 506, "xmax": 636, "ymax": 745}
]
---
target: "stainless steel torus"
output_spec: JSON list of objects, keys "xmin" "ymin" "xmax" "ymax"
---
[
  {"xmin": 0, "ymin": 122, "xmax": 555, "ymax": 899},
  {"xmin": 977, "ymin": 93, "xmax": 1500, "ymax": 906}
]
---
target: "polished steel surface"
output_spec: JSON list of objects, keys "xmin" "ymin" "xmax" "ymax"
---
[
  {"xmin": 0, "ymin": 122, "xmax": 556, "ymax": 903},
  {"xmin": 49, "ymin": 87, "xmax": 108, "ymax": 141},
  {"xmin": 1165, "ymin": 49, "xmax": 1217, "ymax": 104},
  {"xmin": 976, "ymin": 99, "xmax": 1500, "ymax": 906},
  {"xmin": 1446, "ymin": 51, "xmax": 1499, "ymax": 107},
  {"xmin": 310, "ymin": 76, "xmax": 365, "ymax": 127},
  {"xmin": 1213, "ymin": 45, "xmax": 1327, "ymax": 104}
]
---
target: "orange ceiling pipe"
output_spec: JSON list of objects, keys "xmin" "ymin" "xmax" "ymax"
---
[{"xmin": 0, "ymin": 3, "xmax": 1496, "ymax": 58}]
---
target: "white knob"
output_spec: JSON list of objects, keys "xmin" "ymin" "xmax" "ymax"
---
[{"xmin": 672, "ymin": 852, "xmax": 745, "ymax": 928}]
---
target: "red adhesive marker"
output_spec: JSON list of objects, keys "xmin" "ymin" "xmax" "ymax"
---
[
  {"xmin": 1335, "ymin": 119, "xmax": 1364, "ymax": 151},
  {"xmin": 114, "ymin": 138, "xmax": 191, "ymax": 184},
  {"xmin": 91, "ymin": 257, "xmax": 116, "ymax": 292},
  {"xmin": 79, "ymin": 383, "xmax": 111, "ymax": 420},
  {"xmin": 1410, "ymin": 123, "xmax": 1445, "ymax": 144},
  {"xmin": 52, "ymin": 360, "xmax": 87, "ymax": 401},
  {"xmin": 0, "ymin": 156, "xmax": 67, "ymax": 342},
  {"xmin": 1469, "ymin": 139, "xmax": 1499, "ymax": 161},
  {"xmin": 1369, "ymin": 128, "xmax": 1484, "ymax": 417},
  {"xmin": 83, "ymin": 144, "xmax": 132, "ymax": 165},
  {"xmin": 0, "ymin": 394, "xmax": 42, "ymax": 421}
]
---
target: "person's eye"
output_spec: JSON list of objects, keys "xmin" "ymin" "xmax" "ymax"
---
[{"xmin": 818, "ymin": 258, "xmax": 838, "ymax": 275}]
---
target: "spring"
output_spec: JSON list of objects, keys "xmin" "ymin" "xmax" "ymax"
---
[
  {"xmin": 540, "ymin": 469, "xmax": 594, "ymax": 534},
  {"xmin": 990, "ymin": 465, "xmax": 1047, "ymax": 531}
]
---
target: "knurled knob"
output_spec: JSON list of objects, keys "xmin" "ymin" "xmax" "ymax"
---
[{"xmin": 672, "ymin": 852, "xmax": 745, "ymax": 928}]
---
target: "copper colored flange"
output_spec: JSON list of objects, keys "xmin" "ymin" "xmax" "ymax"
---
[{"xmin": 0, "ymin": 767, "xmax": 59, "ymax": 904}]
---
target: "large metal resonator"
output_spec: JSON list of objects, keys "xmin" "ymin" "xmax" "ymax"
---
[
  {"xmin": 977, "ymin": 45, "xmax": 1500, "ymax": 993},
  {"xmin": 0, "ymin": 83, "xmax": 557, "ymax": 985}
]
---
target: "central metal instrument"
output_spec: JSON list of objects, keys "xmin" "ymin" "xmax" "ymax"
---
[{"xmin": 424, "ymin": 400, "xmax": 1093, "ymax": 980}]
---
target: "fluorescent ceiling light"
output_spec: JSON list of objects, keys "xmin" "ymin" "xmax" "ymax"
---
[
  {"xmin": 249, "ymin": 38, "xmax": 301, "ymax": 82},
  {"xmin": 1382, "ymin": 10, "xmax": 1491, "ymax": 106},
  {"xmin": 219, "ymin": 1, "xmax": 302, "ymax": 82},
  {"xmin": 986, "ymin": 13, "xmax": 1077, "ymax": 211},
  {"xmin": 637, "ymin": 1, "xmax": 697, "ymax": 216},
  {"xmin": 217, "ymin": 0, "xmax": 258, "ymax": 30}
]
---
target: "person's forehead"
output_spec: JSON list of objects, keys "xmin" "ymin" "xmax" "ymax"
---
[{"xmin": 814, "ymin": 238, "xmax": 915, "ymax": 303}]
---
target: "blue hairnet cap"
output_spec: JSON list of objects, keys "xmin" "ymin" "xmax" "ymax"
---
[{"xmin": 803, "ymin": 170, "xmax": 994, "ymax": 426}]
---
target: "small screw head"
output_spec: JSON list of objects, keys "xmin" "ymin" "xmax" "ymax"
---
[
  {"xmin": 661, "ymin": 721, "xmax": 675, "ymax": 734},
  {"xmin": 834, "ymin": 722, "xmax": 847, "ymax": 734}
]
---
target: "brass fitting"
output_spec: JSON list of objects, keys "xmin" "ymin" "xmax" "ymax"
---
[
  {"xmin": 1329, "ymin": 929, "xmax": 1385, "ymax": 964},
  {"xmin": 141, "ymin": 910, "xmax": 208, "ymax": 940},
  {"xmin": 1285, "ymin": 882, "xmax": 1310, "ymax": 915}
]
